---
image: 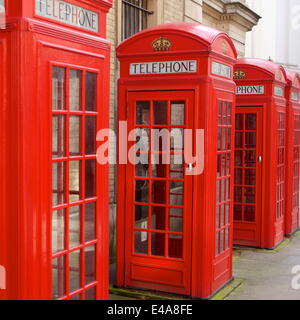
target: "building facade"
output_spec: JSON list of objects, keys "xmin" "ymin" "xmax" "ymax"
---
[{"xmin": 106, "ymin": 0, "xmax": 260, "ymax": 262}]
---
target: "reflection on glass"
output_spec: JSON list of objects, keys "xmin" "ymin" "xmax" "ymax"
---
[
  {"xmin": 69, "ymin": 250, "xmax": 80, "ymax": 292},
  {"xmin": 135, "ymin": 180, "xmax": 149, "ymax": 203},
  {"xmin": 85, "ymin": 287, "xmax": 95, "ymax": 300},
  {"xmin": 86, "ymin": 72, "xmax": 97, "ymax": 112},
  {"xmin": 170, "ymin": 155, "xmax": 183, "ymax": 179},
  {"xmin": 52, "ymin": 67, "xmax": 65, "ymax": 110},
  {"xmin": 134, "ymin": 231, "xmax": 148, "ymax": 255},
  {"xmin": 52, "ymin": 256, "xmax": 65, "ymax": 299},
  {"xmin": 171, "ymin": 128, "xmax": 183, "ymax": 152},
  {"xmin": 136, "ymin": 163, "xmax": 149, "ymax": 177},
  {"xmin": 52, "ymin": 210, "xmax": 65, "ymax": 254},
  {"xmin": 52, "ymin": 162, "xmax": 65, "ymax": 206},
  {"xmin": 85, "ymin": 245, "xmax": 95, "ymax": 285},
  {"xmin": 169, "ymin": 208, "xmax": 183, "ymax": 217},
  {"xmin": 69, "ymin": 206, "xmax": 80, "ymax": 248},
  {"xmin": 135, "ymin": 206, "xmax": 148, "ymax": 229},
  {"xmin": 136, "ymin": 101, "xmax": 150, "ymax": 125},
  {"xmin": 85, "ymin": 202, "xmax": 95, "ymax": 242},
  {"xmin": 171, "ymin": 101, "xmax": 184, "ymax": 125},
  {"xmin": 85, "ymin": 159, "xmax": 96, "ymax": 198},
  {"xmin": 70, "ymin": 116, "xmax": 81, "ymax": 155},
  {"xmin": 70, "ymin": 69, "xmax": 82, "ymax": 111},
  {"xmin": 169, "ymin": 217, "xmax": 182, "ymax": 232},
  {"xmin": 152, "ymin": 207, "xmax": 166, "ymax": 230},
  {"xmin": 69, "ymin": 161, "xmax": 80, "ymax": 202},
  {"xmin": 169, "ymin": 234, "xmax": 183, "ymax": 259},
  {"xmin": 151, "ymin": 233, "xmax": 165, "ymax": 256},
  {"xmin": 52, "ymin": 115, "xmax": 65, "ymax": 158},
  {"xmin": 153, "ymin": 101, "xmax": 167, "ymax": 125},
  {"xmin": 86, "ymin": 116, "xmax": 96, "ymax": 155}
]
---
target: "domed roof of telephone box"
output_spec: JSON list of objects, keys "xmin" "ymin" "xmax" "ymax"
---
[
  {"xmin": 117, "ymin": 23, "xmax": 237, "ymax": 60},
  {"xmin": 285, "ymin": 69, "xmax": 300, "ymax": 88}
]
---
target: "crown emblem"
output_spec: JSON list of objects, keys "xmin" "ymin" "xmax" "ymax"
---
[
  {"xmin": 152, "ymin": 37, "xmax": 171, "ymax": 52},
  {"xmin": 234, "ymin": 70, "xmax": 246, "ymax": 79}
]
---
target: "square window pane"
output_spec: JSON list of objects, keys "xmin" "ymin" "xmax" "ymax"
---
[
  {"xmin": 85, "ymin": 202, "xmax": 95, "ymax": 242},
  {"xmin": 135, "ymin": 180, "xmax": 149, "ymax": 203},
  {"xmin": 168, "ymin": 234, "xmax": 183, "ymax": 259},
  {"xmin": 153, "ymin": 101, "xmax": 168, "ymax": 125},
  {"xmin": 134, "ymin": 231, "xmax": 148, "ymax": 255},
  {"xmin": 245, "ymin": 151, "xmax": 256, "ymax": 168},
  {"xmin": 169, "ymin": 217, "xmax": 183, "ymax": 232},
  {"xmin": 234, "ymin": 168, "xmax": 243, "ymax": 185},
  {"xmin": 244, "ymin": 205, "xmax": 255, "ymax": 222},
  {"xmin": 69, "ymin": 161, "xmax": 81, "ymax": 202},
  {"xmin": 70, "ymin": 69, "xmax": 82, "ymax": 111},
  {"xmin": 52, "ymin": 115, "xmax": 65, "ymax": 158},
  {"xmin": 169, "ymin": 208, "xmax": 183, "ymax": 217},
  {"xmin": 52, "ymin": 209, "xmax": 65, "ymax": 254},
  {"xmin": 235, "ymin": 114, "xmax": 244, "ymax": 130},
  {"xmin": 85, "ymin": 287, "xmax": 95, "ymax": 300},
  {"xmin": 245, "ymin": 169, "xmax": 256, "ymax": 186},
  {"xmin": 244, "ymin": 187, "xmax": 255, "ymax": 204},
  {"xmin": 152, "ymin": 181, "xmax": 166, "ymax": 204},
  {"xmin": 235, "ymin": 150, "xmax": 243, "ymax": 166},
  {"xmin": 246, "ymin": 114, "xmax": 257, "ymax": 130},
  {"xmin": 52, "ymin": 256, "xmax": 65, "ymax": 299},
  {"xmin": 86, "ymin": 72, "xmax": 97, "ymax": 112},
  {"xmin": 245, "ymin": 132, "xmax": 256, "ymax": 149},
  {"xmin": 52, "ymin": 67, "xmax": 65, "ymax": 110},
  {"xmin": 234, "ymin": 205, "xmax": 243, "ymax": 221},
  {"xmin": 85, "ymin": 245, "xmax": 95, "ymax": 285},
  {"xmin": 235, "ymin": 132, "xmax": 243, "ymax": 148},
  {"xmin": 135, "ymin": 205, "xmax": 148, "ymax": 229},
  {"xmin": 70, "ymin": 206, "xmax": 81, "ymax": 248},
  {"xmin": 85, "ymin": 159, "xmax": 96, "ymax": 199},
  {"xmin": 171, "ymin": 101, "xmax": 184, "ymax": 125},
  {"xmin": 170, "ymin": 154, "xmax": 183, "ymax": 179},
  {"xmin": 151, "ymin": 233, "xmax": 165, "ymax": 257},
  {"xmin": 171, "ymin": 128, "xmax": 184, "ymax": 152},
  {"xmin": 70, "ymin": 116, "xmax": 81, "ymax": 156},
  {"xmin": 69, "ymin": 250, "xmax": 80, "ymax": 292},
  {"xmin": 136, "ymin": 162, "xmax": 149, "ymax": 177},
  {"xmin": 152, "ymin": 207, "xmax": 166, "ymax": 230},
  {"xmin": 52, "ymin": 162, "xmax": 65, "ymax": 206},
  {"xmin": 136, "ymin": 101, "xmax": 150, "ymax": 125},
  {"xmin": 234, "ymin": 186, "xmax": 242, "ymax": 203},
  {"xmin": 86, "ymin": 116, "xmax": 96, "ymax": 155}
]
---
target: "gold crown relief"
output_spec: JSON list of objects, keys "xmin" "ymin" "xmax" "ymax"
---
[
  {"xmin": 234, "ymin": 70, "xmax": 246, "ymax": 79},
  {"xmin": 152, "ymin": 37, "xmax": 172, "ymax": 52}
]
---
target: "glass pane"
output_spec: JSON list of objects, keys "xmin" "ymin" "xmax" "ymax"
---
[
  {"xmin": 170, "ymin": 155, "xmax": 183, "ymax": 179},
  {"xmin": 245, "ymin": 151, "xmax": 256, "ymax": 168},
  {"xmin": 151, "ymin": 233, "xmax": 165, "ymax": 257},
  {"xmin": 244, "ymin": 187, "xmax": 255, "ymax": 204},
  {"xmin": 134, "ymin": 231, "xmax": 148, "ymax": 255},
  {"xmin": 227, "ymin": 128, "xmax": 231, "ymax": 150},
  {"xmin": 169, "ymin": 217, "xmax": 183, "ymax": 232},
  {"xmin": 168, "ymin": 235, "xmax": 183, "ymax": 259},
  {"xmin": 52, "ymin": 256, "xmax": 65, "ymax": 299},
  {"xmin": 227, "ymin": 103, "xmax": 232, "ymax": 125},
  {"xmin": 171, "ymin": 101, "xmax": 184, "ymax": 125},
  {"xmin": 245, "ymin": 132, "xmax": 256, "ymax": 149},
  {"xmin": 85, "ymin": 159, "xmax": 96, "ymax": 199},
  {"xmin": 225, "ymin": 203, "xmax": 230, "ymax": 224},
  {"xmin": 136, "ymin": 162, "xmax": 149, "ymax": 177},
  {"xmin": 85, "ymin": 245, "xmax": 95, "ymax": 285},
  {"xmin": 85, "ymin": 287, "xmax": 95, "ymax": 300},
  {"xmin": 85, "ymin": 202, "xmax": 95, "ymax": 242},
  {"xmin": 135, "ymin": 205, "xmax": 148, "ymax": 229},
  {"xmin": 135, "ymin": 180, "xmax": 149, "ymax": 203},
  {"xmin": 235, "ymin": 132, "xmax": 243, "ymax": 148},
  {"xmin": 244, "ymin": 206, "xmax": 255, "ymax": 222},
  {"xmin": 153, "ymin": 101, "xmax": 168, "ymax": 125},
  {"xmin": 69, "ymin": 206, "xmax": 80, "ymax": 248},
  {"xmin": 52, "ymin": 162, "xmax": 65, "ymax": 206},
  {"xmin": 70, "ymin": 69, "xmax": 82, "ymax": 111},
  {"xmin": 234, "ymin": 205, "xmax": 243, "ymax": 221},
  {"xmin": 235, "ymin": 150, "xmax": 243, "ymax": 166},
  {"xmin": 70, "ymin": 116, "xmax": 81, "ymax": 156},
  {"xmin": 152, "ymin": 163, "xmax": 167, "ymax": 178},
  {"xmin": 217, "ymin": 128, "xmax": 222, "ymax": 151},
  {"xmin": 216, "ymin": 206, "xmax": 220, "ymax": 229},
  {"xmin": 246, "ymin": 114, "xmax": 257, "ymax": 130},
  {"xmin": 69, "ymin": 161, "xmax": 81, "ymax": 202},
  {"xmin": 70, "ymin": 295, "xmax": 80, "ymax": 300},
  {"xmin": 52, "ymin": 210, "xmax": 65, "ymax": 254},
  {"xmin": 136, "ymin": 101, "xmax": 150, "ymax": 125},
  {"xmin": 235, "ymin": 114, "xmax": 244, "ymax": 130},
  {"xmin": 234, "ymin": 187, "xmax": 242, "ymax": 203},
  {"xmin": 52, "ymin": 115, "xmax": 65, "ymax": 158},
  {"xmin": 234, "ymin": 168, "xmax": 242, "ymax": 185},
  {"xmin": 152, "ymin": 207, "xmax": 166, "ymax": 230},
  {"xmin": 169, "ymin": 208, "xmax": 183, "ymax": 217},
  {"xmin": 69, "ymin": 250, "xmax": 80, "ymax": 292},
  {"xmin": 218, "ymin": 101, "xmax": 222, "ymax": 125},
  {"xmin": 171, "ymin": 128, "xmax": 184, "ymax": 152},
  {"xmin": 245, "ymin": 169, "xmax": 256, "ymax": 186},
  {"xmin": 152, "ymin": 181, "xmax": 166, "ymax": 204},
  {"xmin": 216, "ymin": 232, "xmax": 220, "ymax": 255},
  {"xmin": 86, "ymin": 116, "xmax": 96, "ymax": 155},
  {"xmin": 86, "ymin": 72, "xmax": 97, "ymax": 112},
  {"xmin": 220, "ymin": 229, "xmax": 225, "ymax": 252},
  {"xmin": 225, "ymin": 227, "xmax": 230, "ymax": 249},
  {"xmin": 52, "ymin": 67, "xmax": 65, "ymax": 110}
]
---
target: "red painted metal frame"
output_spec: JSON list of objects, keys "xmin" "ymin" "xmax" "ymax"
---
[
  {"xmin": 285, "ymin": 70, "xmax": 300, "ymax": 236},
  {"xmin": 116, "ymin": 23, "xmax": 237, "ymax": 299},
  {"xmin": 233, "ymin": 58, "xmax": 288, "ymax": 249},
  {"xmin": 0, "ymin": 0, "xmax": 112, "ymax": 300}
]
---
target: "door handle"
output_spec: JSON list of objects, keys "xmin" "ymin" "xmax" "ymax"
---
[{"xmin": 258, "ymin": 156, "xmax": 262, "ymax": 163}]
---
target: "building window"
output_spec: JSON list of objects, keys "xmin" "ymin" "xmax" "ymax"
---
[{"xmin": 122, "ymin": 0, "xmax": 153, "ymax": 40}]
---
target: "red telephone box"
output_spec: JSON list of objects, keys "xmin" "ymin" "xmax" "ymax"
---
[
  {"xmin": 0, "ymin": 0, "xmax": 112, "ymax": 300},
  {"xmin": 233, "ymin": 58, "xmax": 288, "ymax": 249},
  {"xmin": 116, "ymin": 23, "xmax": 237, "ymax": 298},
  {"xmin": 285, "ymin": 70, "xmax": 300, "ymax": 236}
]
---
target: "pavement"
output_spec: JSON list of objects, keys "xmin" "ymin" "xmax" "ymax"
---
[{"xmin": 110, "ymin": 231, "xmax": 300, "ymax": 300}]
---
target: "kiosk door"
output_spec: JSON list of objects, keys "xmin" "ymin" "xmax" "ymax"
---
[
  {"xmin": 124, "ymin": 90, "xmax": 194, "ymax": 295},
  {"xmin": 233, "ymin": 107, "xmax": 263, "ymax": 246}
]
